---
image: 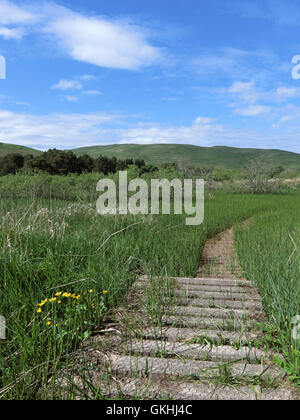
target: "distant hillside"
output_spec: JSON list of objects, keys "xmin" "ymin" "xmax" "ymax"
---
[
  {"xmin": 1, "ymin": 142, "xmax": 300, "ymax": 170},
  {"xmin": 72, "ymin": 144, "xmax": 300, "ymax": 170},
  {"xmin": 0, "ymin": 142, "xmax": 42, "ymax": 157}
]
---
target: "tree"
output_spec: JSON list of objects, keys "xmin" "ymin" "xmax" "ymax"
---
[
  {"xmin": 24, "ymin": 155, "xmax": 52, "ymax": 173},
  {"xmin": 242, "ymin": 159, "xmax": 277, "ymax": 194},
  {"xmin": 77, "ymin": 154, "xmax": 94, "ymax": 173},
  {"xmin": 43, "ymin": 149, "xmax": 79, "ymax": 175},
  {"xmin": 0, "ymin": 153, "xmax": 24, "ymax": 175},
  {"xmin": 93, "ymin": 155, "xmax": 117, "ymax": 175}
]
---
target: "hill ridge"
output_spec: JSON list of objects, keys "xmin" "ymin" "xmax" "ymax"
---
[{"xmin": 1, "ymin": 142, "xmax": 300, "ymax": 170}]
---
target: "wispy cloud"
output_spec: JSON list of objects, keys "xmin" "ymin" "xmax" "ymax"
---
[
  {"xmin": 82, "ymin": 90, "xmax": 102, "ymax": 96},
  {"xmin": 51, "ymin": 76, "xmax": 102, "ymax": 101},
  {"xmin": 0, "ymin": 26, "xmax": 24, "ymax": 39},
  {"xmin": 190, "ymin": 47, "xmax": 289, "ymax": 85},
  {"xmin": 223, "ymin": 79, "xmax": 300, "ymax": 119},
  {"xmin": 60, "ymin": 95, "xmax": 79, "ymax": 103},
  {"xmin": 52, "ymin": 79, "xmax": 83, "ymax": 91},
  {"xmin": 191, "ymin": 48, "xmax": 269, "ymax": 80},
  {"xmin": 1, "ymin": 110, "xmax": 300, "ymax": 153},
  {"xmin": 0, "ymin": 1, "xmax": 164, "ymax": 70},
  {"xmin": 79, "ymin": 74, "xmax": 98, "ymax": 81},
  {"xmin": 235, "ymin": 105, "xmax": 271, "ymax": 117},
  {"xmin": 0, "ymin": 0, "xmax": 37, "ymax": 25},
  {"xmin": 225, "ymin": 0, "xmax": 300, "ymax": 26},
  {"xmin": 0, "ymin": 109, "xmax": 117, "ymax": 149}
]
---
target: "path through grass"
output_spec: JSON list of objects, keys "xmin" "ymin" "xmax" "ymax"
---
[{"xmin": 1, "ymin": 190, "xmax": 299, "ymax": 398}]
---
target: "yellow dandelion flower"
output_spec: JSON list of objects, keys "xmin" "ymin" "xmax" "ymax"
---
[
  {"xmin": 37, "ymin": 299, "xmax": 47, "ymax": 307},
  {"xmin": 49, "ymin": 297, "xmax": 57, "ymax": 303},
  {"xmin": 55, "ymin": 292, "xmax": 62, "ymax": 297},
  {"xmin": 37, "ymin": 308, "xmax": 42, "ymax": 313},
  {"xmin": 46, "ymin": 321, "xmax": 51, "ymax": 326},
  {"xmin": 88, "ymin": 289, "xmax": 94, "ymax": 294},
  {"xmin": 76, "ymin": 295, "xmax": 80, "ymax": 300},
  {"xmin": 103, "ymin": 290, "xmax": 108, "ymax": 294},
  {"xmin": 58, "ymin": 300, "xmax": 62, "ymax": 304}
]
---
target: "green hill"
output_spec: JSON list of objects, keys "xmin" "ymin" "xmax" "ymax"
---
[
  {"xmin": 72, "ymin": 144, "xmax": 300, "ymax": 170},
  {"xmin": 1, "ymin": 142, "xmax": 300, "ymax": 170},
  {"xmin": 0, "ymin": 142, "xmax": 42, "ymax": 157}
]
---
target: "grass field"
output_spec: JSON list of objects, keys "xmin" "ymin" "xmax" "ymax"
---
[
  {"xmin": 0, "ymin": 173, "xmax": 299, "ymax": 398},
  {"xmin": 235, "ymin": 205, "xmax": 300, "ymax": 384}
]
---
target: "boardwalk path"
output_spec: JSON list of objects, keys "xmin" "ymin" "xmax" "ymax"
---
[{"xmin": 55, "ymin": 227, "xmax": 298, "ymax": 400}]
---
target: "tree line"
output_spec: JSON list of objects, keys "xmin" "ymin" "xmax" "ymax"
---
[{"xmin": 0, "ymin": 149, "xmax": 158, "ymax": 176}]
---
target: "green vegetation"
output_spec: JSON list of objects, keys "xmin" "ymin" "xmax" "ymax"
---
[
  {"xmin": 0, "ymin": 142, "xmax": 42, "ymax": 158},
  {"xmin": 1, "ymin": 142, "xmax": 300, "ymax": 172},
  {"xmin": 0, "ymin": 166, "xmax": 299, "ymax": 398},
  {"xmin": 72, "ymin": 144, "xmax": 300, "ymax": 171},
  {"xmin": 235, "ymin": 205, "xmax": 300, "ymax": 385},
  {"xmin": 0, "ymin": 148, "xmax": 152, "ymax": 176},
  {"xmin": 1, "ymin": 170, "xmax": 296, "ymax": 399}
]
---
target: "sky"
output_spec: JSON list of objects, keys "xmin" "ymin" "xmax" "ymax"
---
[{"xmin": 0, "ymin": 0, "xmax": 300, "ymax": 152}]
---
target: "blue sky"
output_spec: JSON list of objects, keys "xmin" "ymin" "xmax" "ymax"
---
[{"xmin": 0, "ymin": 0, "xmax": 300, "ymax": 152}]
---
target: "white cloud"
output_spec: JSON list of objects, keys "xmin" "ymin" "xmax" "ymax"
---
[
  {"xmin": 275, "ymin": 87, "xmax": 300, "ymax": 100},
  {"xmin": 52, "ymin": 76, "xmax": 102, "ymax": 99},
  {"xmin": 45, "ymin": 12, "xmax": 163, "ymax": 70},
  {"xmin": 0, "ymin": 26, "xmax": 24, "ymax": 39},
  {"xmin": 225, "ymin": 80, "xmax": 300, "ymax": 119},
  {"xmin": 0, "ymin": 1, "xmax": 164, "ymax": 70},
  {"xmin": 52, "ymin": 77, "xmax": 103, "ymax": 99},
  {"xmin": 235, "ymin": 105, "xmax": 271, "ymax": 117},
  {"xmin": 0, "ymin": 110, "xmax": 300, "ymax": 152},
  {"xmin": 1, "ymin": 108, "xmax": 300, "ymax": 153},
  {"xmin": 190, "ymin": 48, "xmax": 278, "ymax": 82},
  {"xmin": 228, "ymin": 81, "xmax": 254, "ymax": 93},
  {"xmin": 194, "ymin": 116, "xmax": 214, "ymax": 125},
  {"xmin": 60, "ymin": 95, "xmax": 79, "ymax": 103},
  {"xmin": 79, "ymin": 74, "xmax": 98, "ymax": 81},
  {"xmin": 279, "ymin": 115, "xmax": 294, "ymax": 123},
  {"xmin": 52, "ymin": 79, "xmax": 83, "ymax": 91},
  {"xmin": 0, "ymin": 0, "xmax": 37, "ymax": 25},
  {"xmin": 227, "ymin": 80, "xmax": 259, "ymax": 104},
  {"xmin": 82, "ymin": 90, "xmax": 102, "ymax": 96},
  {"xmin": 0, "ymin": 109, "xmax": 116, "ymax": 148}
]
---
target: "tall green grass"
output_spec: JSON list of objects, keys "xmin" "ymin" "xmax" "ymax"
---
[
  {"xmin": 0, "ymin": 177, "xmax": 299, "ymax": 398},
  {"xmin": 235, "ymin": 200, "xmax": 300, "ymax": 385}
]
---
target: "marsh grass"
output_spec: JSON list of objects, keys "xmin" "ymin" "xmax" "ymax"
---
[
  {"xmin": 235, "ymin": 206, "xmax": 300, "ymax": 385},
  {"xmin": 1, "ymin": 177, "xmax": 299, "ymax": 398}
]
